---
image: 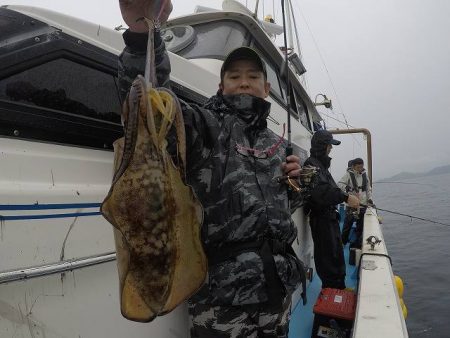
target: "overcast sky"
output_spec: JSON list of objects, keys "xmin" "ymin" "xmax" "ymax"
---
[{"xmin": 3, "ymin": 0, "xmax": 450, "ymax": 180}]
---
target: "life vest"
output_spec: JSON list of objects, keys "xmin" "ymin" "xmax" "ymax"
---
[{"xmin": 349, "ymin": 171, "xmax": 367, "ymax": 193}]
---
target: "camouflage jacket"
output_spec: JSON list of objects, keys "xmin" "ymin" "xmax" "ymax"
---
[{"xmin": 118, "ymin": 30, "xmax": 303, "ymax": 306}]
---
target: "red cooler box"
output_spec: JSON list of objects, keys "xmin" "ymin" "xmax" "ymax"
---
[{"xmin": 311, "ymin": 288, "xmax": 357, "ymax": 338}]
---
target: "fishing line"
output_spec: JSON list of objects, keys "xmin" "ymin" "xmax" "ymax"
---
[
  {"xmin": 363, "ymin": 204, "xmax": 450, "ymax": 227},
  {"xmin": 290, "ymin": 1, "xmax": 348, "ymax": 121},
  {"xmin": 319, "ymin": 111, "xmax": 355, "ymax": 128},
  {"xmin": 343, "ymin": 181, "xmax": 450, "ymax": 227},
  {"xmin": 373, "ymin": 181, "xmax": 437, "ymax": 187}
]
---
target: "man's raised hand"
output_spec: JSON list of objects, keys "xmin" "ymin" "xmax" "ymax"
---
[{"xmin": 119, "ymin": 0, "xmax": 173, "ymax": 33}]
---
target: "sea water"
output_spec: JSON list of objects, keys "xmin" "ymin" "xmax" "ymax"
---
[{"xmin": 374, "ymin": 172, "xmax": 450, "ymax": 338}]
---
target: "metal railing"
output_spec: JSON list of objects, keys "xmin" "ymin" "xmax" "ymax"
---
[
  {"xmin": 0, "ymin": 252, "xmax": 116, "ymax": 284},
  {"xmin": 328, "ymin": 128, "xmax": 372, "ymax": 186}
]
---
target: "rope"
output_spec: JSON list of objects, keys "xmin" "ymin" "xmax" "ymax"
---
[
  {"xmin": 156, "ymin": 0, "xmax": 168, "ymax": 21},
  {"xmin": 289, "ymin": 1, "xmax": 361, "ymax": 148},
  {"xmin": 290, "ymin": 2, "xmax": 348, "ymax": 121},
  {"xmin": 319, "ymin": 111, "xmax": 355, "ymax": 128}
]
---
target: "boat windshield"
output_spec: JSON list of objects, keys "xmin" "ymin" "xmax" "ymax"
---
[
  {"xmin": 164, "ymin": 19, "xmax": 312, "ymax": 132},
  {"xmin": 168, "ymin": 21, "xmax": 251, "ymax": 60},
  {"xmin": 166, "ymin": 21, "xmax": 287, "ymax": 100}
]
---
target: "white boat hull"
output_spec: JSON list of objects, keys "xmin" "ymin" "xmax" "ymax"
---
[{"xmin": 0, "ymin": 138, "xmax": 192, "ymax": 337}]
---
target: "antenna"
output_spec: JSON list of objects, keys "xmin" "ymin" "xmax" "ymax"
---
[
  {"xmin": 254, "ymin": 0, "xmax": 260, "ymax": 17},
  {"xmin": 285, "ymin": 0, "xmax": 294, "ymax": 51}
]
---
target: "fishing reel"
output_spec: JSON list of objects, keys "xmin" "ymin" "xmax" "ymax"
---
[
  {"xmin": 346, "ymin": 207, "xmax": 360, "ymax": 219},
  {"xmin": 299, "ymin": 165, "xmax": 318, "ymax": 190},
  {"xmin": 273, "ymin": 165, "xmax": 318, "ymax": 195},
  {"xmin": 298, "ymin": 165, "xmax": 319, "ymax": 198}
]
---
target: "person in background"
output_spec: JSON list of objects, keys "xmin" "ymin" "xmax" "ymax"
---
[
  {"xmin": 304, "ymin": 130, "xmax": 360, "ymax": 289},
  {"xmin": 347, "ymin": 159, "xmax": 353, "ymax": 170},
  {"xmin": 339, "ymin": 157, "xmax": 373, "ymax": 248},
  {"xmin": 118, "ymin": 0, "xmax": 306, "ymax": 336}
]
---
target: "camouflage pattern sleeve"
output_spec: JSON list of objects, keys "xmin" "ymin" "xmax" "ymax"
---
[
  {"xmin": 118, "ymin": 29, "xmax": 171, "ymax": 103},
  {"xmin": 117, "ymin": 28, "xmax": 213, "ymax": 173}
]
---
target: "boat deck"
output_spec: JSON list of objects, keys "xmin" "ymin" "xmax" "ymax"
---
[{"xmin": 289, "ymin": 206, "xmax": 358, "ymax": 338}]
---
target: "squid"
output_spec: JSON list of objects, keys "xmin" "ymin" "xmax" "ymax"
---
[{"xmin": 101, "ymin": 14, "xmax": 206, "ymax": 322}]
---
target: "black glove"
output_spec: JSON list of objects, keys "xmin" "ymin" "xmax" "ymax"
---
[{"xmin": 367, "ymin": 199, "xmax": 375, "ymax": 207}]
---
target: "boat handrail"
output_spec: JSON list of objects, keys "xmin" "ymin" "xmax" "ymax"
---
[
  {"xmin": 0, "ymin": 252, "xmax": 116, "ymax": 284},
  {"xmin": 328, "ymin": 128, "xmax": 373, "ymax": 186},
  {"xmin": 354, "ymin": 208, "xmax": 409, "ymax": 337}
]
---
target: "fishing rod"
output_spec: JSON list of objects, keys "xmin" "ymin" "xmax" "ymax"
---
[
  {"xmin": 280, "ymin": 0, "xmax": 293, "ymax": 157},
  {"xmin": 279, "ymin": 0, "xmax": 301, "ymax": 194},
  {"xmin": 361, "ymin": 204, "xmax": 450, "ymax": 227}
]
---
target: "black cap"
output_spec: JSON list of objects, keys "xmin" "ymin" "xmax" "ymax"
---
[
  {"xmin": 352, "ymin": 157, "xmax": 364, "ymax": 165},
  {"xmin": 311, "ymin": 130, "xmax": 341, "ymax": 146},
  {"xmin": 220, "ymin": 47, "xmax": 267, "ymax": 81}
]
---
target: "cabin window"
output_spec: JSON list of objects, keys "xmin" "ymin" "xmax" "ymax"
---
[
  {"xmin": 287, "ymin": 86, "xmax": 299, "ymax": 118},
  {"xmin": 251, "ymin": 45, "xmax": 285, "ymax": 102},
  {"xmin": 250, "ymin": 43, "xmax": 313, "ymax": 131},
  {"xmin": 173, "ymin": 21, "xmax": 250, "ymax": 59},
  {"xmin": 263, "ymin": 61, "xmax": 284, "ymax": 101},
  {"xmin": 0, "ymin": 58, "xmax": 121, "ymax": 123},
  {"xmin": 294, "ymin": 90, "xmax": 312, "ymax": 131}
]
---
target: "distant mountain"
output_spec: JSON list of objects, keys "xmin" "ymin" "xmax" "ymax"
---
[
  {"xmin": 380, "ymin": 165, "xmax": 450, "ymax": 182},
  {"xmin": 427, "ymin": 165, "xmax": 450, "ymax": 176}
]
